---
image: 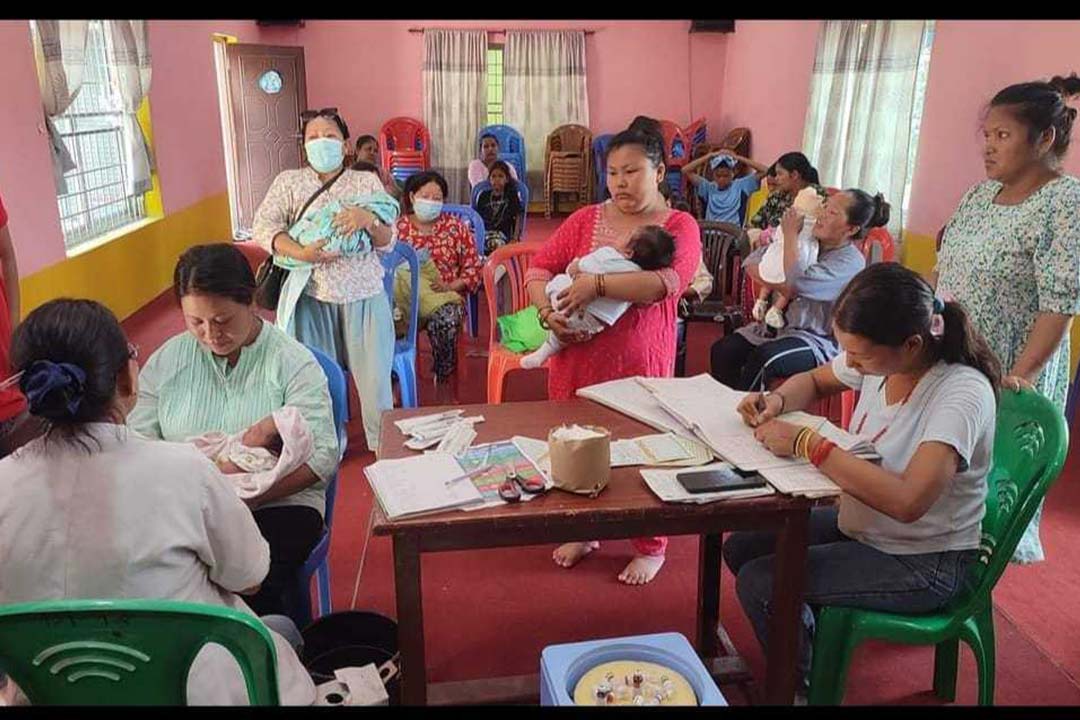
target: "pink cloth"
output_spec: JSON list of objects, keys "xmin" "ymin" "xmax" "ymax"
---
[
  {"xmin": 189, "ymin": 406, "xmax": 314, "ymax": 500},
  {"xmin": 526, "ymin": 203, "xmax": 702, "ymax": 401}
]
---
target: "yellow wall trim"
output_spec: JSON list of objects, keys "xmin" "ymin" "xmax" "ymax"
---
[{"xmin": 20, "ymin": 192, "xmax": 232, "ymax": 322}]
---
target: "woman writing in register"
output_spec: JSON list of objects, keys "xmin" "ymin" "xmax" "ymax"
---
[{"xmin": 721, "ymin": 263, "xmax": 1000, "ymax": 696}]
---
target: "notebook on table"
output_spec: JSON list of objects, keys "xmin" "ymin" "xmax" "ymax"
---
[{"xmin": 365, "ymin": 453, "xmax": 485, "ymax": 521}]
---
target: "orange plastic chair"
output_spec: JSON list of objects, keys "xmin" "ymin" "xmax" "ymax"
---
[{"xmin": 483, "ymin": 241, "xmax": 548, "ymax": 403}]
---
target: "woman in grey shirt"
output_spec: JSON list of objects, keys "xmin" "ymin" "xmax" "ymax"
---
[
  {"xmin": 724, "ymin": 263, "xmax": 1001, "ymax": 697},
  {"xmin": 709, "ymin": 189, "xmax": 883, "ymax": 390}
]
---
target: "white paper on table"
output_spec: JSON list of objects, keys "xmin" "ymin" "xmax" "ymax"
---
[
  {"xmin": 759, "ymin": 464, "xmax": 842, "ymax": 498},
  {"xmin": 576, "ymin": 377, "xmax": 696, "ymax": 439},
  {"xmin": 640, "ymin": 463, "xmax": 775, "ymax": 504},
  {"xmin": 364, "ymin": 453, "xmax": 484, "ymax": 519},
  {"xmin": 394, "ymin": 410, "xmax": 463, "ymax": 434},
  {"xmin": 512, "ymin": 436, "xmax": 551, "ymax": 480},
  {"xmin": 610, "ymin": 433, "xmax": 693, "ymax": 467}
]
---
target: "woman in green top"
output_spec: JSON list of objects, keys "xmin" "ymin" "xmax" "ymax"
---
[
  {"xmin": 935, "ymin": 73, "xmax": 1080, "ymax": 564},
  {"xmin": 129, "ymin": 244, "xmax": 339, "ymax": 622},
  {"xmin": 747, "ymin": 152, "xmax": 827, "ymax": 230}
]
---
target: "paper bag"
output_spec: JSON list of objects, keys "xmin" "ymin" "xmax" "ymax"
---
[{"xmin": 548, "ymin": 425, "xmax": 611, "ymax": 497}]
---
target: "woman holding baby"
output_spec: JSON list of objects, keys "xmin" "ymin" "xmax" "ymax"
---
[
  {"xmin": 525, "ymin": 128, "xmax": 702, "ymax": 586},
  {"xmin": 130, "ymin": 244, "xmax": 339, "ymax": 623},
  {"xmin": 708, "ymin": 189, "xmax": 886, "ymax": 391}
]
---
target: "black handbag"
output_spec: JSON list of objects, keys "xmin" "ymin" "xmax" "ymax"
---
[{"xmin": 254, "ymin": 169, "xmax": 346, "ymax": 311}]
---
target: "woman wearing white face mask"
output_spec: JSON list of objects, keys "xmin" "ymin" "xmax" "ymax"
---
[
  {"xmin": 393, "ymin": 171, "xmax": 483, "ymax": 389},
  {"xmin": 253, "ymin": 108, "xmax": 396, "ymax": 452}
]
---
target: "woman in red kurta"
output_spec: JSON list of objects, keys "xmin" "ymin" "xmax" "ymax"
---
[
  {"xmin": 525, "ymin": 129, "xmax": 702, "ymax": 585},
  {"xmin": 395, "ymin": 171, "xmax": 483, "ymax": 383}
]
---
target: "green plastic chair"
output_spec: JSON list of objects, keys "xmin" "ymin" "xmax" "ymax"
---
[
  {"xmin": 0, "ymin": 598, "xmax": 280, "ymax": 705},
  {"xmin": 807, "ymin": 388, "xmax": 1069, "ymax": 705}
]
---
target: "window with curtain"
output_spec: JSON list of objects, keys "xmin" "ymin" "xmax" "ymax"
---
[
  {"xmin": 802, "ymin": 20, "xmax": 935, "ymax": 238},
  {"xmin": 486, "ymin": 45, "xmax": 504, "ymax": 125},
  {"xmin": 29, "ymin": 19, "xmax": 154, "ymax": 251}
]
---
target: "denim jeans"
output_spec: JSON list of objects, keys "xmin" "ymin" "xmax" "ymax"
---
[{"xmin": 722, "ymin": 506, "xmax": 978, "ymax": 688}]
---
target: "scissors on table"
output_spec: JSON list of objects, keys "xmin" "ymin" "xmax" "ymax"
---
[{"xmin": 497, "ymin": 463, "xmax": 546, "ymax": 503}]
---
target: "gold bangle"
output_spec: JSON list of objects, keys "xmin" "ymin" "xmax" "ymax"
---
[{"xmin": 791, "ymin": 427, "xmax": 808, "ymax": 457}]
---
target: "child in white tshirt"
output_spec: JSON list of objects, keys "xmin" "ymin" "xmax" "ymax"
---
[
  {"xmin": 521, "ymin": 225, "xmax": 676, "ymax": 368},
  {"xmin": 752, "ymin": 186, "xmax": 827, "ymax": 329}
]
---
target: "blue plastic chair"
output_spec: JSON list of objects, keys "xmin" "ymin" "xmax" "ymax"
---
[
  {"xmin": 470, "ymin": 179, "xmax": 530, "ymax": 238},
  {"xmin": 381, "ymin": 243, "xmax": 420, "ymax": 408},
  {"xmin": 442, "ymin": 205, "xmax": 487, "ymax": 339},
  {"xmin": 592, "ymin": 133, "xmax": 614, "ymax": 202},
  {"xmin": 294, "ymin": 344, "xmax": 348, "ymax": 629},
  {"xmin": 478, "ymin": 124, "xmax": 527, "ymax": 185}
]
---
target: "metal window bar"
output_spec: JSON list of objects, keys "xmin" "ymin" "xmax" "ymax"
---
[{"xmin": 49, "ymin": 20, "xmax": 147, "ymax": 249}]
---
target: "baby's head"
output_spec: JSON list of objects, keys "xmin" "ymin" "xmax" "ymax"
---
[
  {"xmin": 242, "ymin": 414, "xmax": 283, "ymax": 455},
  {"xmin": 627, "ymin": 225, "xmax": 676, "ymax": 271},
  {"xmin": 792, "ymin": 186, "xmax": 826, "ymax": 219}
]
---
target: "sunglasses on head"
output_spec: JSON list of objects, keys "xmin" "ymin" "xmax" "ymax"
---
[{"xmin": 300, "ymin": 107, "xmax": 340, "ymax": 122}]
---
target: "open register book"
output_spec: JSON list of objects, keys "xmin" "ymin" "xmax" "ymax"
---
[
  {"xmin": 365, "ymin": 453, "xmax": 485, "ymax": 520},
  {"xmin": 579, "ymin": 374, "xmax": 878, "ymax": 498}
]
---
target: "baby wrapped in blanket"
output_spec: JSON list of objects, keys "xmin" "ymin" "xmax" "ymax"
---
[{"xmin": 189, "ymin": 406, "xmax": 314, "ymax": 500}]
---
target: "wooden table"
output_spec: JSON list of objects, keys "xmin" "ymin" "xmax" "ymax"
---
[{"xmin": 373, "ymin": 399, "xmax": 818, "ymax": 706}]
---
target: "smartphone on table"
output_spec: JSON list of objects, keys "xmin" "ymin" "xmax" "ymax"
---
[{"xmin": 676, "ymin": 465, "xmax": 766, "ymax": 494}]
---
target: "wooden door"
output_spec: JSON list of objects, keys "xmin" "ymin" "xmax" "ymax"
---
[{"xmin": 224, "ymin": 44, "xmax": 307, "ymax": 238}]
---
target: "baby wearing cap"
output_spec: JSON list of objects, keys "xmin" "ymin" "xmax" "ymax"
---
[{"xmin": 752, "ymin": 186, "xmax": 827, "ymax": 329}]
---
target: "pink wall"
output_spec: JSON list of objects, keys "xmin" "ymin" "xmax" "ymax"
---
[
  {"xmin": 906, "ymin": 20, "xmax": 1080, "ymax": 235},
  {"xmin": 716, "ymin": 20, "xmax": 822, "ymax": 164},
  {"xmin": 298, "ymin": 20, "xmax": 719, "ymax": 141},
  {"xmin": 0, "ymin": 20, "xmax": 275, "ymax": 275}
]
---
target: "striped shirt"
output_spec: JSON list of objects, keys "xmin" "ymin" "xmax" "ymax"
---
[{"xmin": 128, "ymin": 321, "xmax": 338, "ymax": 517}]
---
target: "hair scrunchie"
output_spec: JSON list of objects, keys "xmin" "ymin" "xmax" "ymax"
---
[{"xmin": 21, "ymin": 360, "xmax": 87, "ymax": 418}]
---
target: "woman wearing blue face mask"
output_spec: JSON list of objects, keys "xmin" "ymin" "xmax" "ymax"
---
[
  {"xmin": 252, "ymin": 109, "xmax": 397, "ymax": 453},
  {"xmin": 394, "ymin": 171, "xmax": 483, "ymax": 391}
]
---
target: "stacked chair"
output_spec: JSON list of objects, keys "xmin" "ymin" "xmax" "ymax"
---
[
  {"xmin": 591, "ymin": 133, "xmax": 614, "ymax": 202},
  {"xmin": 378, "ymin": 117, "xmax": 431, "ymax": 186},
  {"xmin": 544, "ymin": 124, "xmax": 592, "ymax": 218},
  {"xmin": 658, "ymin": 120, "xmax": 689, "ymax": 201}
]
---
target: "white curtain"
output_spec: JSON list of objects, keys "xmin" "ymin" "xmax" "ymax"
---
[
  {"xmin": 503, "ymin": 31, "xmax": 589, "ymax": 200},
  {"xmin": 423, "ymin": 29, "xmax": 487, "ymax": 204},
  {"xmin": 802, "ymin": 20, "xmax": 931, "ymax": 237},
  {"xmin": 105, "ymin": 20, "xmax": 154, "ymax": 196},
  {"xmin": 30, "ymin": 20, "xmax": 89, "ymax": 193}
]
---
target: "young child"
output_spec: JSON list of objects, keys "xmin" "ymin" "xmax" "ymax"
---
[
  {"xmin": 752, "ymin": 186, "xmax": 828, "ymax": 329},
  {"xmin": 521, "ymin": 225, "xmax": 676, "ymax": 369},
  {"xmin": 684, "ymin": 150, "xmax": 768, "ymax": 224},
  {"xmin": 190, "ymin": 406, "xmax": 314, "ymax": 500},
  {"xmin": 474, "ymin": 160, "xmax": 523, "ymax": 253}
]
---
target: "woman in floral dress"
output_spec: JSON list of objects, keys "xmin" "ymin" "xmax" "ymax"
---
[
  {"xmin": 936, "ymin": 74, "xmax": 1080, "ymax": 563},
  {"xmin": 525, "ymin": 129, "xmax": 702, "ymax": 586},
  {"xmin": 395, "ymin": 171, "xmax": 483, "ymax": 383}
]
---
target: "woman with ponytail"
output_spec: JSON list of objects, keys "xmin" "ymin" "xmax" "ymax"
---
[
  {"xmin": 935, "ymin": 73, "xmax": 1080, "ymax": 564},
  {"xmin": 0, "ymin": 299, "xmax": 316, "ymax": 705},
  {"xmin": 721, "ymin": 263, "xmax": 1000, "ymax": 698}
]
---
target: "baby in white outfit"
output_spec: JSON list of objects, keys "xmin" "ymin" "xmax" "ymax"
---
[
  {"xmin": 521, "ymin": 225, "xmax": 676, "ymax": 368},
  {"xmin": 190, "ymin": 406, "xmax": 315, "ymax": 500},
  {"xmin": 752, "ymin": 186, "xmax": 826, "ymax": 329}
]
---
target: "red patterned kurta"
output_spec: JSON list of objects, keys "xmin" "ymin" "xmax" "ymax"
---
[
  {"xmin": 0, "ymin": 194, "xmax": 25, "ymax": 423},
  {"xmin": 394, "ymin": 213, "xmax": 483, "ymax": 295},
  {"xmin": 526, "ymin": 203, "xmax": 702, "ymax": 401}
]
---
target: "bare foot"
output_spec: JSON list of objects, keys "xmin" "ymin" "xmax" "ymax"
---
[
  {"xmin": 552, "ymin": 541, "xmax": 600, "ymax": 568},
  {"xmin": 617, "ymin": 554, "xmax": 666, "ymax": 585}
]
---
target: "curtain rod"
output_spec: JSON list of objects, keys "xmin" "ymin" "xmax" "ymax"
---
[{"xmin": 408, "ymin": 27, "xmax": 596, "ymax": 35}]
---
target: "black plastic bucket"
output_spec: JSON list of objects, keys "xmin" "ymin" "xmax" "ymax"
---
[{"xmin": 301, "ymin": 611, "xmax": 400, "ymax": 705}]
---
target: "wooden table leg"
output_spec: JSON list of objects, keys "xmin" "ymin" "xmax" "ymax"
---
[
  {"xmin": 764, "ymin": 509, "xmax": 809, "ymax": 705},
  {"xmin": 696, "ymin": 533, "xmax": 722, "ymax": 657},
  {"xmin": 393, "ymin": 534, "xmax": 427, "ymax": 705}
]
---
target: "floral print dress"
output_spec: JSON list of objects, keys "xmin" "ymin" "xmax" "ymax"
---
[{"xmin": 936, "ymin": 175, "xmax": 1080, "ymax": 564}]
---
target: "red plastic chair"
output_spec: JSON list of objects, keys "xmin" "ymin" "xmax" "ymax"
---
[
  {"xmin": 483, "ymin": 241, "xmax": 548, "ymax": 403},
  {"xmin": 379, "ymin": 117, "xmax": 431, "ymax": 182},
  {"xmin": 682, "ymin": 117, "xmax": 708, "ymax": 156},
  {"xmin": 657, "ymin": 120, "xmax": 689, "ymax": 169},
  {"xmin": 234, "ymin": 241, "xmax": 269, "ymax": 274},
  {"xmin": 837, "ymin": 226, "xmax": 899, "ymax": 428}
]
